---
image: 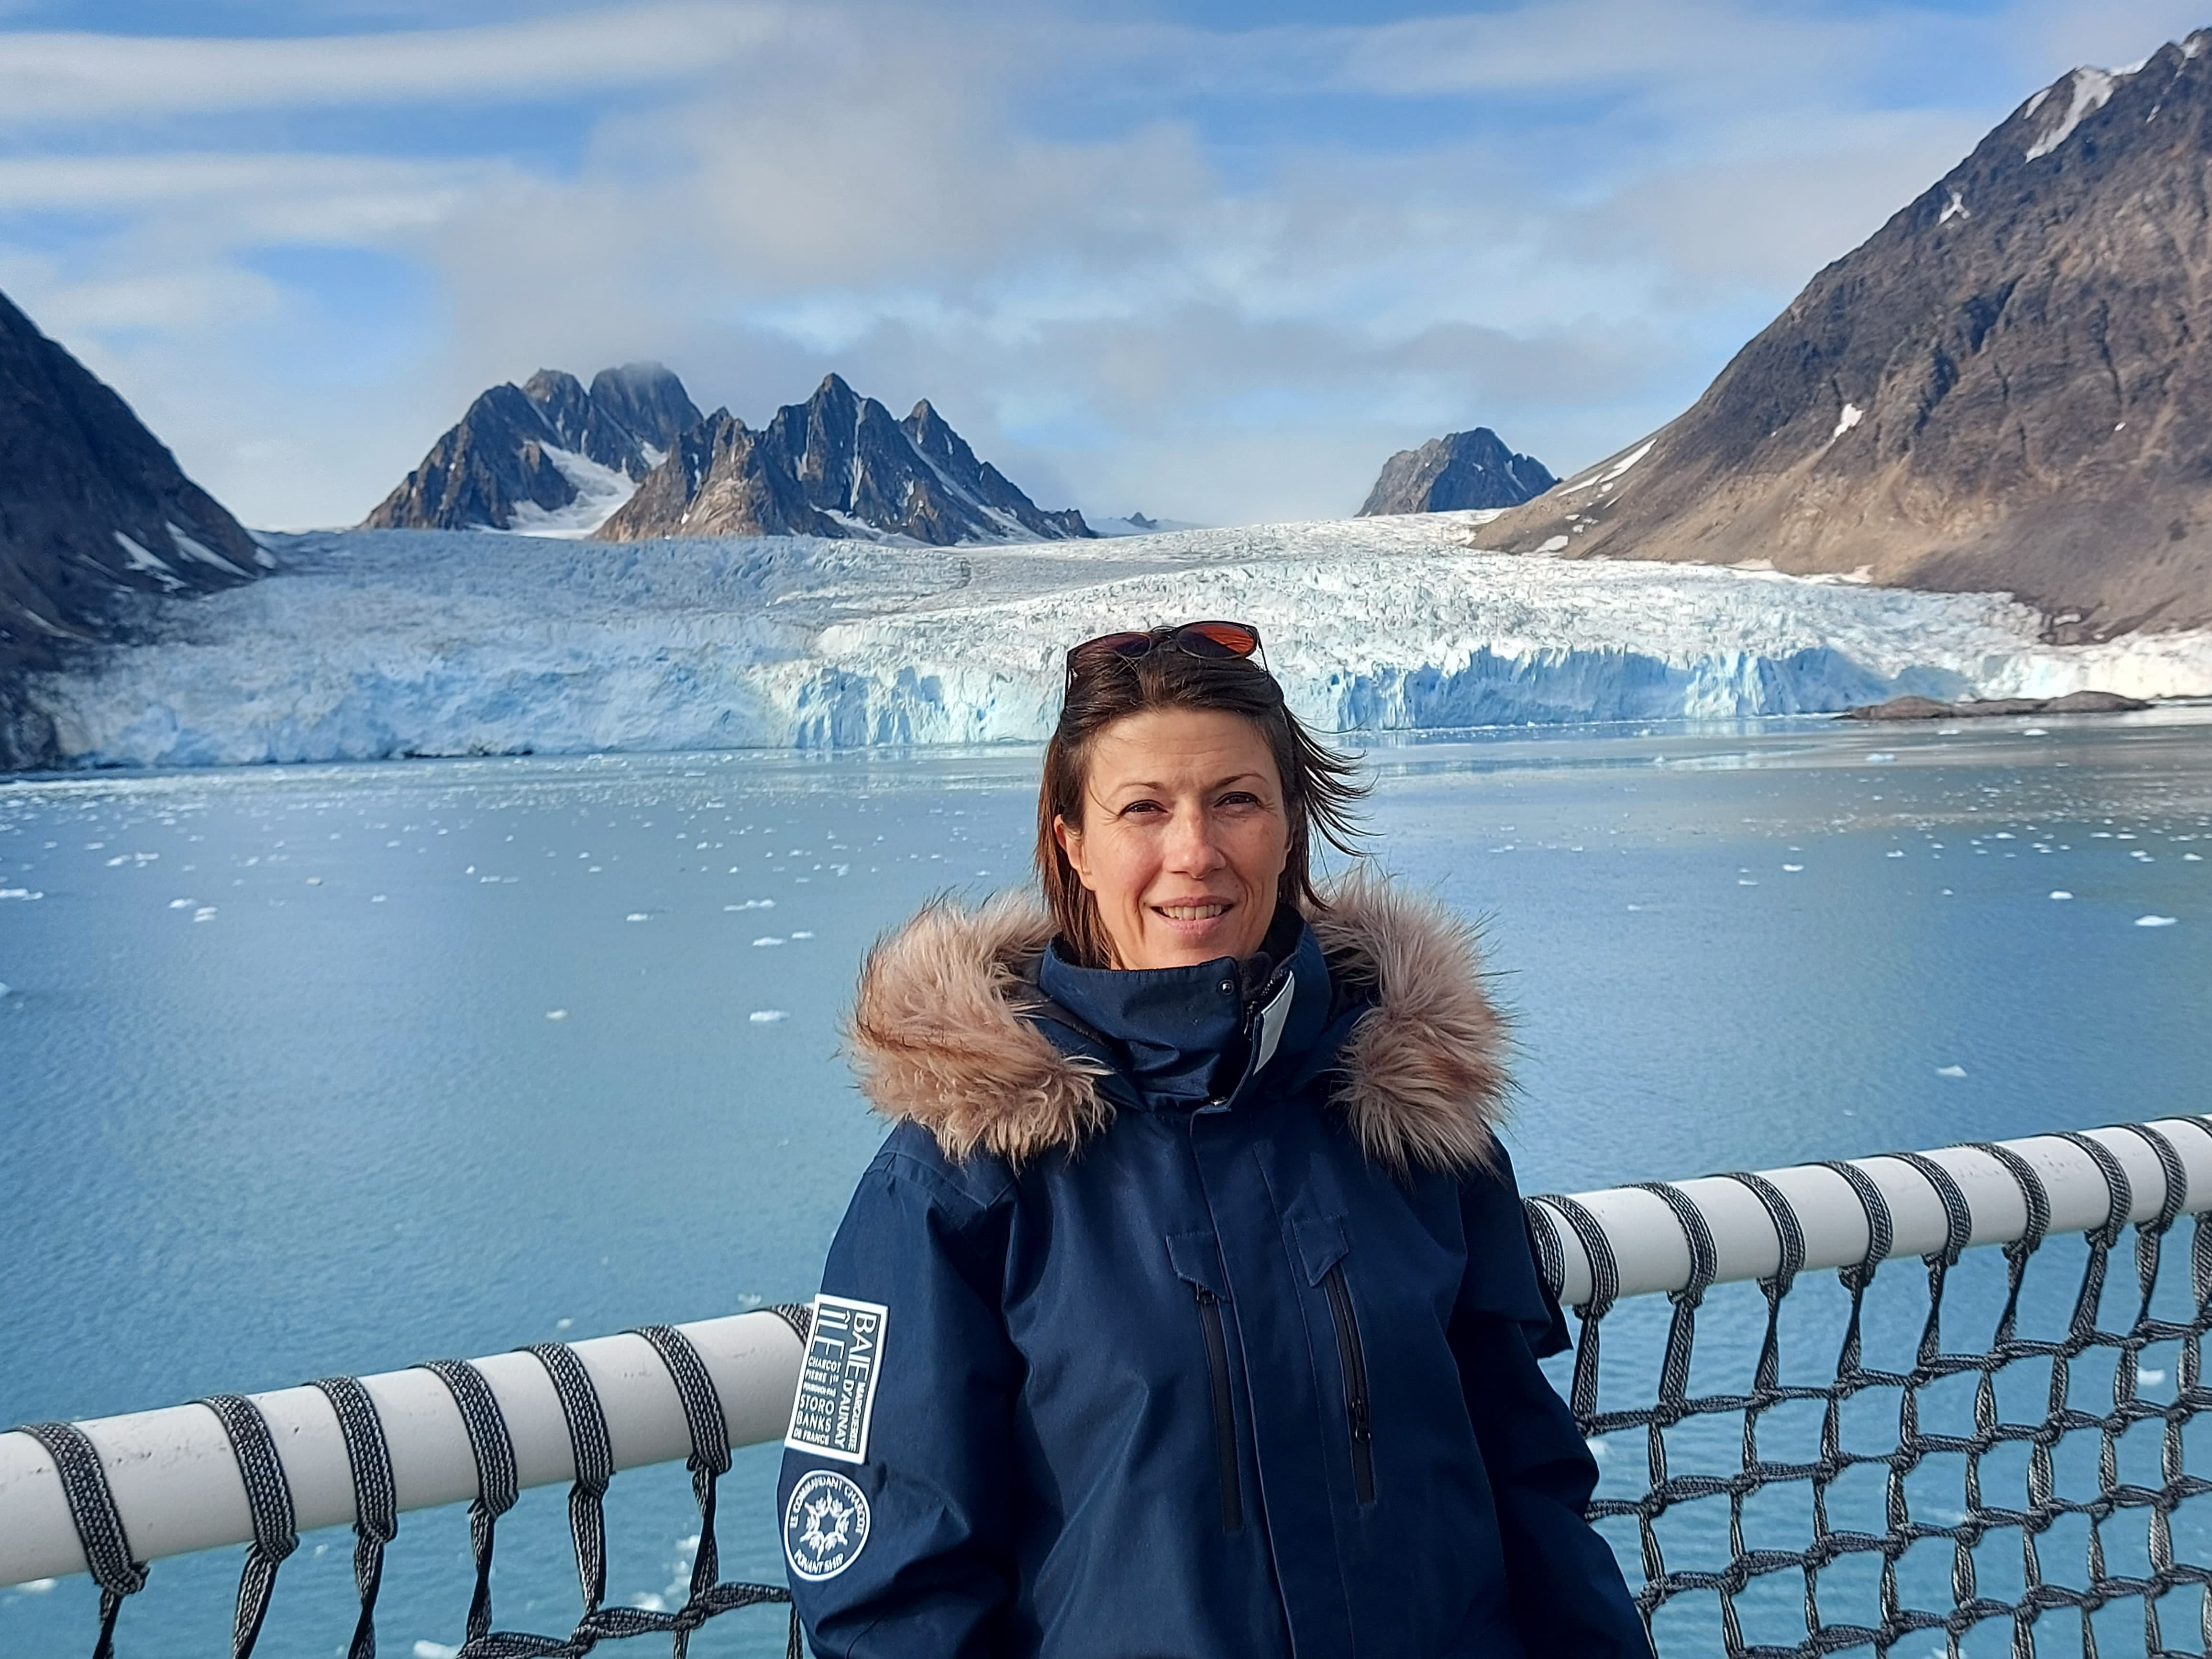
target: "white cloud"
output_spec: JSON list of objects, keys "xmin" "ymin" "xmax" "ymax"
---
[{"xmin": 0, "ymin": 3, "xmax": 783, "ymax": 124}]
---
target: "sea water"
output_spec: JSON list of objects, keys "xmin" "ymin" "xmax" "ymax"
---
[{"xmin": 1, "ymin": 711, "xmax": 2208, "ymax": 1656}]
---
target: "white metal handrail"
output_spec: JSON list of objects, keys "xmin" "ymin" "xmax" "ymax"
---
[
  {"xmin": 3, "ymin": 1116, "xmax": 2209, "ymax": 1593},
  {"xmin": 0, "ymin": 1313, "xmax": 803, "ymax": 1588}
]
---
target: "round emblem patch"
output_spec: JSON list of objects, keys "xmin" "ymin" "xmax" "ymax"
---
[{"xmin": 784, "ymin": 1470, "xmax": 871, "ymax": 1582}]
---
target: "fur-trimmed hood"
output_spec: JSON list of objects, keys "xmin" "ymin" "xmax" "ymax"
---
[{"xmin": 843, "ymin": 872, "xmax": 1509, "ymax": 1174}]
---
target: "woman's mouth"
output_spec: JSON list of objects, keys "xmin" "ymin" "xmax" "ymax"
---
[{"xmin": 1156, "ymin": 901, "xmax": 1231, "ymax": 922}]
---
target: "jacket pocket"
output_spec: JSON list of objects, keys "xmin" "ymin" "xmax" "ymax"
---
[
  {"xmin": 1165, "ymin": 1231, "xmax": 1243, "ymax": 1534},
  {"xmin": 1294, "ymin": 1216, "xmax": 1375, "ymax": 1506}
]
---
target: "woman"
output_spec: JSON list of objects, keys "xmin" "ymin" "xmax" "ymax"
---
[{"xmin": 777, "ymin": 621, "xmax": 1648, "ymax": 1658}]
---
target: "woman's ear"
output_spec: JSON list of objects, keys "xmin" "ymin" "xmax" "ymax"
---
[{"xmin": 1052, "ymin": 814, "xmax": 1096, "ymax": 893}]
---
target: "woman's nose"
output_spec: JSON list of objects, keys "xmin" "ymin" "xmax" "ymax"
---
[{"xmin": 1163, "ymin": 809, "xmax": 1225, "ymax": 874}]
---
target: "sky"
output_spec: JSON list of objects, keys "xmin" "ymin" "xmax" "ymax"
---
[{"xmin": 1, "ymin": 0, "xmax": 2207, "ymax": 530}]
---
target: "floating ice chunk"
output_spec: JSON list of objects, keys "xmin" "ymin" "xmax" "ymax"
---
[
  {"xmin": 169, "ymin": 897, "xmax": 194, "ymax": 908},
  {"xmin": 2050, "ymin": 890, "xmax": 2073, "ymax": 900},
  {"xmin": 2024, "ymin": 727, "xmax": 2047, "ymax": 736},
  {"xmin": 749, "ymin": 1009, "xmax": 790, "ymax": 1023},
  {"xmin": 556, "ymin": 1317, "xmax": 574, "ymax": 1330},
  {"xmin": 1886, "ymin": 850, "xmax": 1905, "ymax": 858},
  {"xmin": 1782, "ymin": 864, "xmax": 1804, "ymax": 872},
  {"xmin": 372, "ymin": 894, "xmax": 388, "ymax": 902},
  {"xmin": 753, "ymin": 936, "xmax": 785, "ymax": 947},
  {"xmin": 545, "ymin": 1009, "xmax": 568, "ymax": 1020},
  {"xmin": 306, "ymin": 876, "xmax": 322, "ymax": 885},
  {"xmin": 626, "ymin": 912, "xmax": 651, "ymax": 922},
  {"xmin": 2187, "ymin": 853, "xmax": 2204, "ymax": 862},
  {"xmin": 790, "ymin": 930, "xmax": 815, "ymax": 939},
  {"xmin": 1738, "ymin": 878, "xmax": 1758, "ymax": 886},
  {"xmin": 193, "ymin": 907, "xmax": 216, "ymax": 921},
  {"xmin": 2140, "ymin": 1367, "xmax": 2167, "ymax": 1385},
  {"xmin": 0, "ymin": 888, "xmax": 43, "ymax": 900},
  {"xmin": 2135, "ymin": 915, "xmax": 2179, "ymax": 927},
  {"xmin": 414, "ymin": 1644, "xmax": 461, "ymax": 1659},
  {"xmin": 1936, "ymin": 1065, "xmax": 1968, "ymax": 1078}
]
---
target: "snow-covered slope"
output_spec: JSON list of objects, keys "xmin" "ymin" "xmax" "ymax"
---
[{"xmin": 22, "ymin": 514, "xmax": 2212, "ymax": 769}]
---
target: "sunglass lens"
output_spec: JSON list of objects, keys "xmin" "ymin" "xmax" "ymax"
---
[{"xmin": 1177, "ymin": 621, "xmax": 1260, "ymax": 658}]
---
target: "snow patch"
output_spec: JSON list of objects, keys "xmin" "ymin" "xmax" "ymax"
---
[
  {"xmin": 1832, "ymin": 403, "xmax": 1864, "ymax": 440},
  {"xmin": 1939, "ymin": 189, "xmax": 1969, "ymax": 224},
  {"xmin": 2026, "ymin": 66, "xmax": 2118, "ymax": 160},
  {"xmin": 505, "ymin": 447, "xmax": 638, "ymax": 539},
  {"xmin": 166, "ymin": 522, "xmax": 252, "ymax": 577},
  {"xmin": 113, "ymin": 531, "xmax": 185, "ymax": 592}
]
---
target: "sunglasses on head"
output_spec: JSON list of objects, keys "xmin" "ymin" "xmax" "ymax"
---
[{"xmin": 1065, "ymin": 620, "xmax": 1262, "ymax": 682}]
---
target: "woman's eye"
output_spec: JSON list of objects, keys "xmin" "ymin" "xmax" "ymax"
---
[
  {"xmin": 1119, "ymin": 799, "xmax": 1165, "ymax": 818},
  {"xmin": 1217, "ymin": 792, "xmax": 1261, "ymax": 809}
]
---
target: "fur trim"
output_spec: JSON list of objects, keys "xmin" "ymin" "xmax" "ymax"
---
[
  {"xmin": 1305, "ymin": 870, "xmax": 1510, "ymax": 1176},
  {"xmin": 844, "ymin": 891, "xmax": 1113, "ymax": 1166},
  {"xmin": 843, "ymin": 873, "xmax": 1509, "ymax": 1173}
]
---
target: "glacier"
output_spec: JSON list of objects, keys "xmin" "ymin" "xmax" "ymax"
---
[{"xmin": 20, "ymin": 513, "xmax": 2212, "ymax": 769}]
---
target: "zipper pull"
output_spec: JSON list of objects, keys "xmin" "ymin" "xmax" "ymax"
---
[
  {"xmin": 1348, "ymin": 1398, "xmax": 1372, "ymax": 1442},
  {"xmin": 1193, "ymin": 1285, "xmax": 1218, "ymax": 1308}
]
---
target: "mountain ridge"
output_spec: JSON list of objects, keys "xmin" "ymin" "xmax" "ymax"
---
[
  {"xmin": 1473, "ymin": 31, "xmax": 2212, "ymax": 637},
  {"xmin": 1359, "ymin": 428, "xmax": 1555, "ymax": 516},
  {"xmin": 0, "ymin": 286, "xmax": 263, "ymax": 765}
]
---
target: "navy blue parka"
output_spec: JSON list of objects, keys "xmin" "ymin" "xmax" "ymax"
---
[{"xmin": 777, "ymin": 877, "xmax": 1648, "ymax": 1658}]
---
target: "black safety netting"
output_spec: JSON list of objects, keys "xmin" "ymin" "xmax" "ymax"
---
[{"xmin": 1526, "ymin": 1126, "xmax": 2212, "ymax": 1659}]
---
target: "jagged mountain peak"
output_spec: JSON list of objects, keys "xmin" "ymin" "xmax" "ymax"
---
[
  {"xmin": 1473, "ymin": 26, "xmax": 2212, "ymax": 637},
  {"xmin": 598, "ymin": 376, "xmax": 1091, "ymax": 546},
  {"xmin": 364, "ymin": 362, "xmax": 705, "ymax": 535}
]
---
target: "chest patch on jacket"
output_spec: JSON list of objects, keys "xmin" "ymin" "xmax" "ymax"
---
[{"xmin": 785, "ymin": 1294, "xmax": 890, "ymax": 1463}]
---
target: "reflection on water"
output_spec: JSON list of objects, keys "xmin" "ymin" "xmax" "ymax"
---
[{"xmin": 1, "ymin": 712, "xmax": 2207, "ymax": 1656}]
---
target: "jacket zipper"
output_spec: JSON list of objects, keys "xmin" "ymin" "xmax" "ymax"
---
[
  {"xmin": 1190, "ymin": 1286, "xmax": 1244, "ymax": 1533},
  {"xmin": 1320, "ymin": 1263, "xmax": 1376, "ymax": 1504}
]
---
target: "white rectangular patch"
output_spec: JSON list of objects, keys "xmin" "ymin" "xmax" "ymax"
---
[{"xmin": 784, "ymin": 1294, "xmax": 890, "ymax": 1464}]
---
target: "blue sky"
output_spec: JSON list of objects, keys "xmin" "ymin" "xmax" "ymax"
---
[{"xmin": 1, "ymin": 0, "xmax": 2204, "ymax": 528}]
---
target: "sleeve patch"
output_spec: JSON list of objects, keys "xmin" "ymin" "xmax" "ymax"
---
[{"xmin": 784, "ymin": 1294, "xmax": 890, "ymax": 1463}]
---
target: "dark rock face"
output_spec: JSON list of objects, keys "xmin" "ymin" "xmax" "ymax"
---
[
  {"xmin": 597, "ymin": 374, "xmax": 1093, "ymax": 544},
  {"xmin": 364, "ymin": 362, "xmax": 701, "ymax": 530},
  {"xmin": 1478, "ymin": 33, "xmax": 2212, "ymax": 636},
  {"xmin": 0, "ymin": 287, "xmax": 261, "ymax": 761},
  {"xmin": 1359, "ymin": 429, "xmax": 1556, "ymax": 515}
]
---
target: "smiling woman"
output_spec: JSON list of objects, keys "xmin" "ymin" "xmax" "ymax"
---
[{"xmin": 782, "ymin": 621, "xmax": 1652, "ymax": 1657}]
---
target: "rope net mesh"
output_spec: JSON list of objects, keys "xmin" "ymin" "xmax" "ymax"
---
[{"xmin": 1528, "ymin": 1126, "xmax": 2212, "ymax": 1659}]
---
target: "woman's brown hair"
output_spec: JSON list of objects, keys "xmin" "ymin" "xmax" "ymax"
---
[{"xmin": 1036, "ymin": 632, "xmax": 1367, "ymax": 966}]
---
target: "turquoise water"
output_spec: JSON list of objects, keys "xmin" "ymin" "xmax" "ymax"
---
[{"xmin": 1, "ymin": 712, "xmax": 2208, "ymax": 1656}]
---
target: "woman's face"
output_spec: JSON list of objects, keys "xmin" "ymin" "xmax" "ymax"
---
[{"xmin": 1054, "ymin": 707, "xmax": 1292, "ymax": 970}]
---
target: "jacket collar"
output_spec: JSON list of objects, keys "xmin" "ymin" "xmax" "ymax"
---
[
  {"xmin": 1032, "ymin": 905, "xmax": 1333, "ymax": 1112},
  {"xmin": 842, "ymin": 870, "xmax": 1511, "ymax": 1174}
]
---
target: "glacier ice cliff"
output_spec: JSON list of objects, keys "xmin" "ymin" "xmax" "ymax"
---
[{"xmin": 20, "ymin": 514, "xmax": 2212, "ymax": 769}]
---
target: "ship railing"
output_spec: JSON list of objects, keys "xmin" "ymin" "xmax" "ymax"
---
[{"xmin": 3, "ymin": 1115, "xmax": 2210, "ymax": 1658}]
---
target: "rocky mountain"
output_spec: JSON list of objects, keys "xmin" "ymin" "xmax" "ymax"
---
[
  {"xmin": 596, "ymin": 373, "xmax": 1092, "ymax": 544},
  {"xmin": 1477, "ymin": 33, "xmax": 2212, "ymax": 638},
  {"xmin": 1359, "ymin": 428, "xmax": 1555, "ymax": 515},
  {"xmin": 1, "ymin": 286, "xmax": 262, "ymax": 763},
  {"xmin": 363, "ymin": 362, "xmax": 701, "ymax": 533}
]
